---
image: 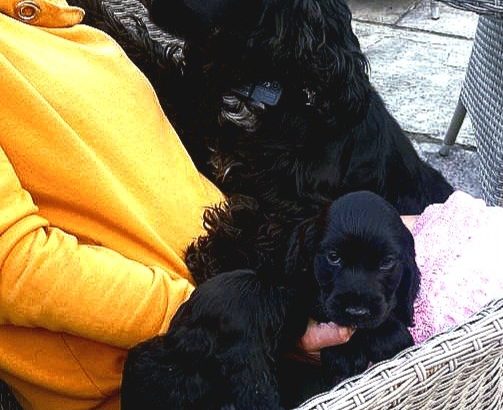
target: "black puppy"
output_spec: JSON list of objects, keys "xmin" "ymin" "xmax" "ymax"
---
[
  {"xmin": 121, "ymin": 192, "xmax": 420, "ymax": 409},
  {"xmin": 287, "ymin": 191, "xmax": 419, "ymax": 382},
  {"xmin": 148, "ymin": 0, "xmax": 453, "ymax": 216}
]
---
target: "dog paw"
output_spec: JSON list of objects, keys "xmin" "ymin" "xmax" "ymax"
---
[
  {"xmin": 367, "ymin": 318, "xmax": 414, "ymax": 364},
  {"xmin": 320, "ymin": 342, "xmax": 368, "ymax": 382}
]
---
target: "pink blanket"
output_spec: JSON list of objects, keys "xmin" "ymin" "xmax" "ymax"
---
[{"xmin": 409, "ymin": 191, "xmax": 503, "ymax": 344}]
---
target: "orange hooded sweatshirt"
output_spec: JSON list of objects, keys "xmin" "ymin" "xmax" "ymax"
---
[{"xmin": 0, "ymin": 0, "xmax": 224, "ymax": 408}]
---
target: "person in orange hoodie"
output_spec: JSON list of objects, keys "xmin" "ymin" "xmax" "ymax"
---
[{"xmin": 0, "ymin": 0, "xmax": 353, "ymax": 408}]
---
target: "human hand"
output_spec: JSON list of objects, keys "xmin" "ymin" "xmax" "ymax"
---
[
  {"xmin": 292, "ymin": 319, "xmax": 355, "ymax": 364},
  {"xmin": 401, "ymin": 215, "xmax": 418, "ymax": 232}
]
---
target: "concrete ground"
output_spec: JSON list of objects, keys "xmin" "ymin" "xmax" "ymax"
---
[{"xmin": 347, "ymin": 0, "xmax": 481, "ymax": 197}]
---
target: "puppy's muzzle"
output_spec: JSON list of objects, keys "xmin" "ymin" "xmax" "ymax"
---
[
  {"xmin": 345, "ymin": 306, "xmax": 371, "ymax": 318},
  {"xmin": 327, "ymin": 291, "xmax": 386, "ymax": 328}
]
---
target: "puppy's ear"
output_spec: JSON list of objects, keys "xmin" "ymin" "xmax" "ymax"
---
[
  {"xmin": 394, "ymin": 230, "xmax": 420, "ymax": 327},
  {"xmin": 284, "ymin": 216, "xmax": 321, "ymax": 289}
]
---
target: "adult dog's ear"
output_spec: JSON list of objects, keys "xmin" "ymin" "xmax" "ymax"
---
[{"xmin": 394, "ymin": 229, "xmax": 420, "ymax": 327}]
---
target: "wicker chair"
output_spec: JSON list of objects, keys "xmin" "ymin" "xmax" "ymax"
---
[
  {"xmin": 437, "ymin": 1, "xmax": 503, "ymax": 206},
  {"xmin": 0, "ymin": 381, "xmax": 21, "ymax": 410},
  {"xmin": 431, "ymin": 1, "xmax": 440, "ymax": 19},
  {"xmin": 1, "ymin": 1, "xmax": 502, "ymax": 409}
]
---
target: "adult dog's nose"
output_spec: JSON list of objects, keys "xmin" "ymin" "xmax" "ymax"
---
[{"xmin": 345, "ymin": 306, "xmax": 370, "ymax": 317}]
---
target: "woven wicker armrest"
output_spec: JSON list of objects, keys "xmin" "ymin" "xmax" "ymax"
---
[
  {"xmin": 436, "ymin": 0, "xmax": 503, "ymax": 15},
  {"xmin": 297, "ymin": 298, "xmax": 503, "ymax": 410},
  {"xmin": 69, "ymin": 0, "xmax": 184, "ymax": 70},
  {"xmin": 0, "ymin": 380, "xmax": 21, "ymax": 410}
]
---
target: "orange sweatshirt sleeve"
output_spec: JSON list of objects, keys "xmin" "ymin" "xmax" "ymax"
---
[{"xmin": 0, "ymin": 146, "xmax": 193, "ymax": 349}]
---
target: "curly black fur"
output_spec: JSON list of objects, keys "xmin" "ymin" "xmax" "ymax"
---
[
  {"xmin": 121, "ymin": 192, "xmax": 420, "ymax": 409},
  {"xmin": 122, "ymin": 270, "xmax": 298, "ymax": 410},
  {"xmin": 185, "ymin": 195, "xmax": 287, "ymax": 284},
  {"xmin": 148, "ymin": 0, "xmax": 453, "ymax": 215}
]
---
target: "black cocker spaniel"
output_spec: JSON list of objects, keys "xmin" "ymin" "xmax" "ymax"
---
[
  {"xmin": 121, "ymin": 192, "xmax": 420, "ymax": 409},
  {"xmin": 148, "ymin": 0, "xmax": 453, "ymax": 217}
]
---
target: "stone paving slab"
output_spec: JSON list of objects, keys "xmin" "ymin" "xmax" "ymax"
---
[
  {"xmin": 354, "ymin": 21, "xmax": 475, "ymax": 147},
  {"xmin": 397, "ymin": 1, "xmax": 478, "ymax": 39},
  {"xmin": 347, "ymin": 0, "xmax": 419, "ymax": 24},
  {"xmin": 413, "ymin": 138, "xmax": 480, "ymax": 197}
]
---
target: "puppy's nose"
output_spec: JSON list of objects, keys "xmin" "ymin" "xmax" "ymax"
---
[{"xmin": 345, "ymin": 306, "xmax": 370, "ymax": 317}]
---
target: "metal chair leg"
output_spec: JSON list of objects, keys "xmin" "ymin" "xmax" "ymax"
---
[
  {"xmin": 439, "ymin": 98, "xmax": 467, "ymax": 157},
  {"xmin": 431, "ymin": 0, "xmax": 440, "ymax": 20}
]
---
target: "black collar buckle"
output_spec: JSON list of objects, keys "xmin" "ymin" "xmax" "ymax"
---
[{"xmin": 232, "ymin": 81, "xmax": 283, "ymax": 106}]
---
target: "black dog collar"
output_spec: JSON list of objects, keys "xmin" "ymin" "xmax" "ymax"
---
[
  {"xmin": 232, "ymin": 81, "xmax": 317, "ymax": 107},
  {"xmin": 232, "ymin": 81, "xmax": 283, "ymax": 106}
]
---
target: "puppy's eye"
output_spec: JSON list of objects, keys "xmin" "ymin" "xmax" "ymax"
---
[
  {"xmin": 380, "ymin": 257, "xmax": 396, "ymax": 271},
  {"xmin": 326, "ymin": 251, "xmax": 342, "ymax": 266}
]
